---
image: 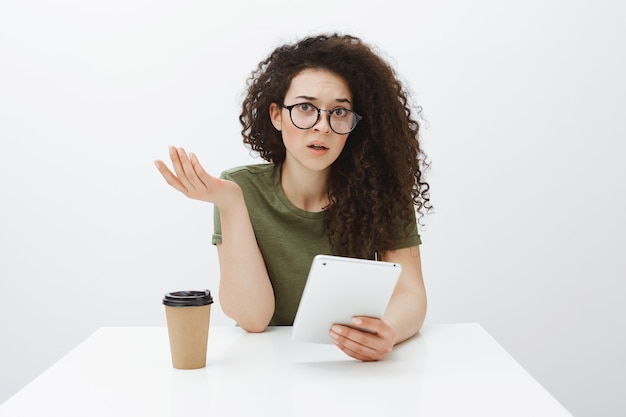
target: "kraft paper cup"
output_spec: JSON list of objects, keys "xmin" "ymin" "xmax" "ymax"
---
[{"xmin": 163, "ymin": 290, "xmax": 214, "ymax": 369}]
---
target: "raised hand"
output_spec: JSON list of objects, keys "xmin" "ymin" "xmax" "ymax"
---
[{"xmin": 154, "ymin": 146, "xmax": 240, "ymax": 207}]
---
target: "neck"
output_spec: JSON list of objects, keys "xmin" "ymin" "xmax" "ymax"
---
[{"xmin": 280, "ymin": 161, "xmax": 330, "ymax": 212}]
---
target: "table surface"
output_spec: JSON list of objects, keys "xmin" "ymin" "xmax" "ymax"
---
[{"xmin": 0, "ymin": 324, "xmax": 572, "ymax": 417}]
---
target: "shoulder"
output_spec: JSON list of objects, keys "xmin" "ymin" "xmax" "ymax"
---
[
  {"xmin": 220, "ymin": 163, "xmax": 279, "ymax": 192},
  {"xmin": 220, "ymin": 163, "xmax": 277, "ymax": 180}
]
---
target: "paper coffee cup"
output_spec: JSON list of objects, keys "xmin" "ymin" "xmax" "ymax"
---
[{"xmin": 163, "ymin": 290, "xmax": 214, "ymax": 369}]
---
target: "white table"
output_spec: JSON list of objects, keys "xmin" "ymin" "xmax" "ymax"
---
[{"xmin": 0, "ymin": 324, "xmax": 572, "ymax": 417}]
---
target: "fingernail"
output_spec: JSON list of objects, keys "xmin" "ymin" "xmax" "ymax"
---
[
  {"xmin": 331, "ymin": 325, "xmax": 342, "ymax": 333},
  {"xmin": 352, "ymin": 318, "xmax": 362, "ymax": 325}
]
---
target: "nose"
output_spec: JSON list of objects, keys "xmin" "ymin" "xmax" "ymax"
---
[{"xmin": 312, "ymin": 110, "xmax": 332, "ymax": 134}]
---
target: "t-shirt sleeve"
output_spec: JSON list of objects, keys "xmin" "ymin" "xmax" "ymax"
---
[
  {"xmin": 211, "ymin": 171, "xmax": 228, "ymax": 245},
  {"xmin": 387, "ymin": 223, "xmax": 421, "ymax": 250},
  {"xmin": 385, "ymin": 205, "xmax": 422, "ymax": 251},
  {"xmin": 211, "ymin": 205, "xmax": 222, "ymax": 245}
]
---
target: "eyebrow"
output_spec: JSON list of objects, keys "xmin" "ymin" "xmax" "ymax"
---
[{"xmin": 294, "ymin": 95, "xmax": 352, "ymax": 104}]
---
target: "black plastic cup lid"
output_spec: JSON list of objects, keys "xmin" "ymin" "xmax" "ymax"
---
[{"xmin": 163, "ymin": 290, "xmax": 214, "ymax": 307}]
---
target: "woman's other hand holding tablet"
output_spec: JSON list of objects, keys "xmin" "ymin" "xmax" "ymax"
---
[{"xmin": 330, "ymin": 317, "xmax": 398, "ymax": 362}]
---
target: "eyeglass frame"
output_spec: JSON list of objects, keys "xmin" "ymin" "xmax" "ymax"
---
[{"xmin": 280, "ymin": 102, "xmax": 363, "ymax": 135}]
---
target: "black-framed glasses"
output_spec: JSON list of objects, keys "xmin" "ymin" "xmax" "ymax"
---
[{"xmin": 281, "ymin": 102, "xmax": 362, "ymax": 135}]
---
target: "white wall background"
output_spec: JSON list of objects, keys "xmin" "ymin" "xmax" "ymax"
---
[{"xmin": 1, "ymin": 0, "xmax": 624, "ymax": 416}]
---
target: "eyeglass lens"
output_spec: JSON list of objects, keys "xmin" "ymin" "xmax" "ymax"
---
[{"xmin": 288, "ymin": 103, "xmax": 359, "ymax": 134}]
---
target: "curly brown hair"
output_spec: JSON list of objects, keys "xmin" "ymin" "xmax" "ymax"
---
[{"xmin": 240, "ymin": 33, "xmax": 431, "ymax": 259}]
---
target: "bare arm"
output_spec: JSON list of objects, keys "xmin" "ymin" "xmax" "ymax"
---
[
  {"xmin": 381, "ymin": 245, "xmax": 427, "ymax": 343},
  {"xmin": 154, "ymin": 147, "xmax": 274, "ymax": 332}
]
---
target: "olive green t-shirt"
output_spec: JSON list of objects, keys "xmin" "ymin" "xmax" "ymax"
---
[{"xmin": 212, "ymin": 163, "xmax": 421, "ymax": 326}]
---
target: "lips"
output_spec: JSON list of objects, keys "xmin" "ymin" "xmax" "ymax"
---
[{"xmin": 307, "ymin": 141, "xmax": 328, "ymax": 150}]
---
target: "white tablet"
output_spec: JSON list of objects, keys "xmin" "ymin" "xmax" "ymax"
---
[{"xmin": 291, "ymin": 254, "xmax": 402, "ymax": 344}]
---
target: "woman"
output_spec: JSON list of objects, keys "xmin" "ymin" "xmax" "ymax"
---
[{"xmin": 154, "ymin": 33, "xmax": 431, "ymax": 361}]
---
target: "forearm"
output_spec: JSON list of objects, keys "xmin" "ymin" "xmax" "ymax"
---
[
  {"xmin": 382, "ymin": 245, "xmax": 427, "ymax": 344},
  {"xmin": 384, "ymin": 288, "xmax": 427, "ymax": 344},
  {"xmin": 216, "ymin": 193, "xmax": 274, "ymax": 332}
]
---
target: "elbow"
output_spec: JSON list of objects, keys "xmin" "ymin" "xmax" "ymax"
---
[
  {"xmin": 240, "ymin": 322, "xmax": 268, "ymax": 333},
  {"xmin": 223, "ymin": 305, "xmax": 273, "ymax": 333},
  {"xmin": 236, "ymin": 314, "xmax": 272, "ymax": 333},
  {"xmin": 219, "ymin": 289, "xmax": 275, "ymax": 333}
]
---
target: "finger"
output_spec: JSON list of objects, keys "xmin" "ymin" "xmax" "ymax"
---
[
  {"xmin": 168, "ymin": 146, "xmax": 184, "ymax": 175},
  {"xmin": 178, "ymin": 148, "xmax": 213, "ymax": 194},
  {"xmin": 352, "ymin": 317, "xmax": 396, "ymax": 341},
  {"xmin": 341, "ymin": 325, "xmax": 385, "ymax": 350},
  {"xmin": 330, "ymin": 325, "xmax": 385, "ymax": 361},
  {"xmin": 334, "ymin": 340, "xmax": 379, "ymax": 362},
  {"xmin": 175, "ymin": 147, "xmax": 200, "ymax": 192},
  {"xmin": 331, "ymin": 332, "xmax": 382, "ymax": 361},
  {"xmin": 170, "ymin": 146, "xmax": 198, "ymax": 197},
  {"xmin": 189, "ymin": 152, "xmax": 213, "ymax": 188},
  {"xmin": 167, "ymin": 146, "xmax": 191, "ymax": 189},
  {"xmin": 154, "ymin": 159, "xmax": 188, "ymax": 194}
]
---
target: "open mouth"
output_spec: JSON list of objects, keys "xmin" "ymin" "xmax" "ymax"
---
[{"xmin": 308, "ymin": 144, "xmax": 328, "ymax": 150}]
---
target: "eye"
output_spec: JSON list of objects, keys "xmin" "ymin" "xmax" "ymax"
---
[
  {"xmin": 296, "ymin": 103, "xmax": 316, "ymax": 113},
  {"xmin": 332, "ymin": 107, "xmax": 350, "ymax": 118}
]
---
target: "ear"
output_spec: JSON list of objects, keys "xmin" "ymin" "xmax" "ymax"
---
[{"xmin": 269, "ymin": 102, "xmax": 282, "ymax": 131}]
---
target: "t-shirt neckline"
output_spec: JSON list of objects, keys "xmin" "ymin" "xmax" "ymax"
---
[{"xmin": 273, "ymin": 163, "xmax": 326, "ymax": 220}]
